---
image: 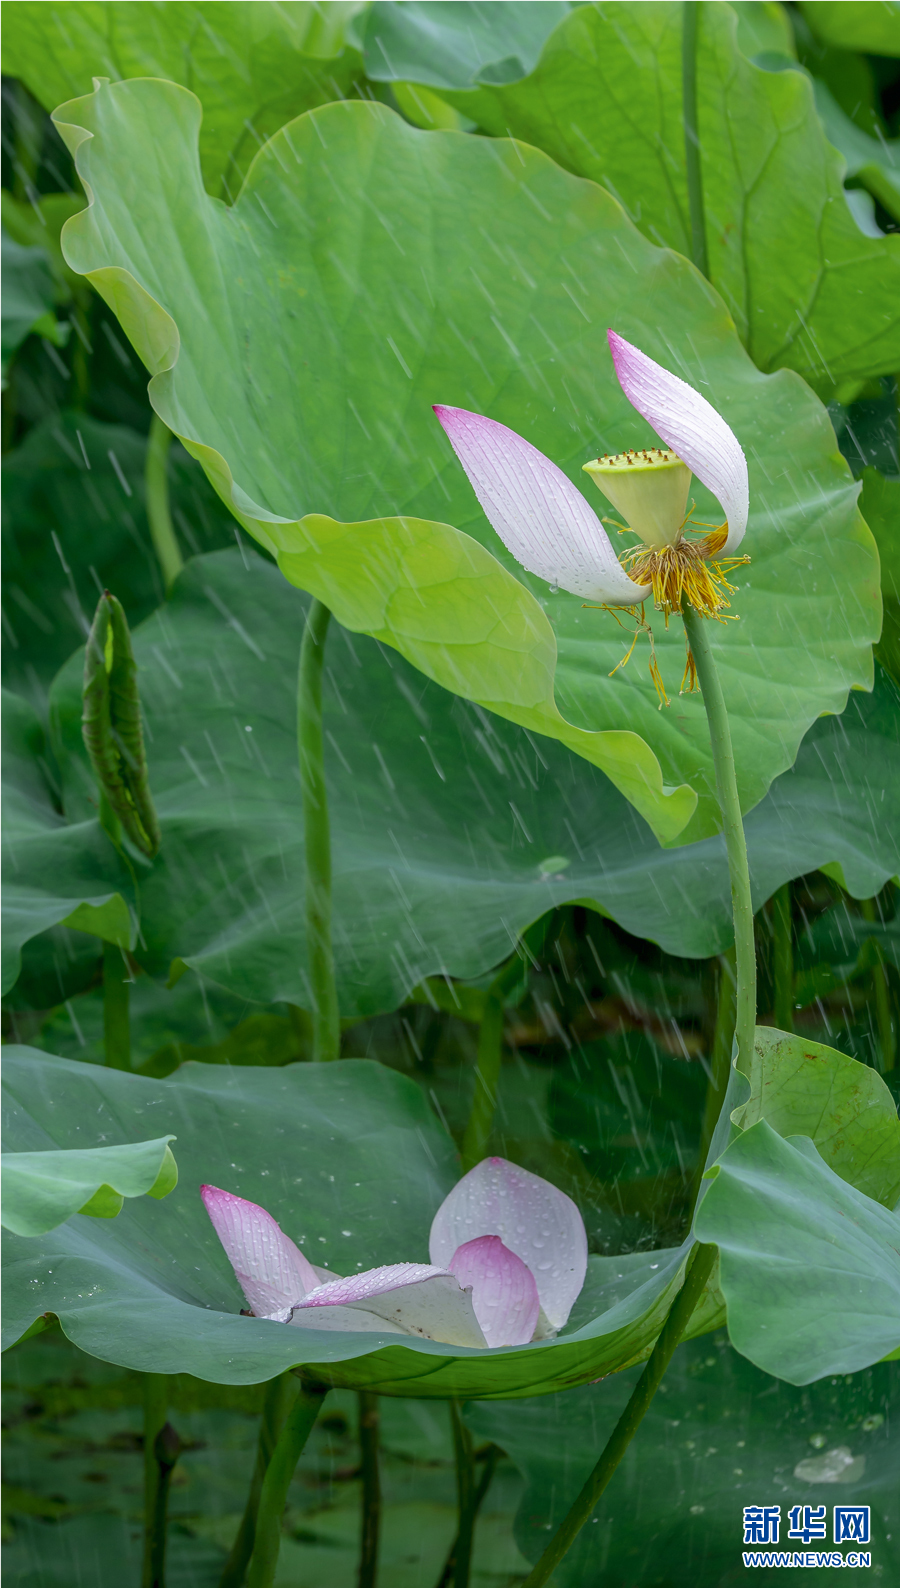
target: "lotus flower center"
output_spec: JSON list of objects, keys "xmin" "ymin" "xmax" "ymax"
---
[{"xmin": 582, "ymin": 448, "xmax": 691, "ymax": 550}]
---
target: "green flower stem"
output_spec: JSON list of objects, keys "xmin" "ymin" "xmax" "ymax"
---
[
  {"xmin": 682, "ymin": 604, "xmax": 757, "ymax": 1074},
  {"xmin": 435, "ymin": 1440, "xmax": 500, "ymax": 1588},
  {"xmin": 689, "ymin": 944, "xmax": 736, "ymax": 1213},
  {"xmin": 461, "ymin": 948, "xmax": 532, "ymax": 1172},
  {"xmin": 145, "ymin": 413, "xmax": 184, "ymax": 593},
  {"xmin": 219, "ymin": 1372, "xmax": 299, "ymax": 1588},
  {"xmin": 103, "ymin": 940, "xmax": 131, "ymax": 1070},
  {"xmin": 358, "ymin": 1391, "xmax": 381, "ymax": 1588},
  {"xmin": 298, "ymin": 599, "xmax": 340, "ymax": 1062},
  {"xmin": 142, "ymin": 1373, "xmax": 169, "ymax": 1588},
  {"xmin": 460, "ymin": 985, "xmax": 504, "ymax": 1174},
  {"xmin": 772, "ymin": 882, "xmax": 794, "ymax": 1032},
  {"xmin": 682, "ymin": 1, "xmax": 709, "ymax": 279},
  {"xmin": 246, "ymin": 1377, "xmax": 328, "ymax": 1588},
  {"xmin": 449, "ymin": 1400, "xmax": 477, "ymax": 1588},
  {"xmin": 519, "ymin": 1242, "xmax": 717, "ymax": 1588},
  {"xmin": 861, "ymin": 896, "xmax": 896, "ymax": 1071}
]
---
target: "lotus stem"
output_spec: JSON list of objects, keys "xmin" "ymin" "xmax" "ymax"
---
[
  {"xmin": 219, "ymin": 1372, "xmax": 299, "ymax": 1588},
  {"xmin": 688, "ymin": 944, "xmax": 735, "ymax": 1213},
  {"xmin": 103, "ymin": 940, "xmax": 131, "ymax": 1070},
  {"xmin": 681, "ymin": 2, "xmax": 709, "ymax": 279},
  {"xmin": 682, "ymin": 604, "xmax": 757, "ymax": 1074},
  {"xmin": 435, "ymin": 1438, "xmax": 499, "ymax": 1588},
  {"xmin": 142, "ymin": 1373, "xmax": 170, "ymax": 1588},
  {"xmin": 461, "ymin": 947, "xmax": 532, "ymax": 1171},
  {"xmin": 449, "ymin": 1400, "xmax": 477, "ymax": 1588},
  {"xmin": 298, "ymin": 599, "xmax": 340, "ymax": 1061},
  {"xmin": 460, "ymin": 984, "xmax": 504, "ymax": 1173},
  {"xmin": 861, "ymin": 895, "xmax": 896, "ymax": 1071},
  {"xmin": 145, "ymin": 413, "xmax": 184, "ymax": 593},
  {"xmin": 772, "ymin": 882, "xmax": 794, "ymax": 1032},
  {"xmin": 519, "ymin": 1242, "xmax": 717, "ymax": 1587},
  {"xmin": 245, "ymin": 1375, "xmax": 327, "ymax": 1588},
  {"xmin": 358, "ymin": 1391, "xmax": 381, "ymax": 1587}
]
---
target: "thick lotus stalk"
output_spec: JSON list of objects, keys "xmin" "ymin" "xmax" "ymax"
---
[
  {"xmin": 83, "ymin": 590, "xmax": 160, "ymax": 858},
  {"xmin": 201, "ymin": 1156, "xmax": 587, "ymax": 1352}
]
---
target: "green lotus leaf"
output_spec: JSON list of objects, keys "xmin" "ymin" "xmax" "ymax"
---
[
  {"xmin": 734, "ymin": 1026, "xmax": 900, "ymax": 1208},
  {"xmin": 52, "ymin": 82, "xmax": 879, "ymax": 843},
  {"xmin": 1, "ymin": 689, "xmax": 134, "ymax": 996},
  {"xmin": 798, "ymin": 1, "xmax": 900, "ymax": 56},
  {"xmin": 468, "ymin": 1335, "xmax": 900, "ymax": 1587},
  {"xmin": 362, "ymin": 0, "xmax": 573, "ymax": 88},
  {"xmin": 695, "ymin": 1120, "xmax": 900, "ymax": 1384},
  {"xmin": 382, "ymin": 1, "xmax": 900, "ymax": 390},
  {"xmin": 2, "ymin": 0, "xmax": 369, "ymax": 196},
  {"xmin": 12, "ymin": 549, "xmax": 896, "ymax": 1020},
  {"xmin": 1, "ymin": 231, "xmax": 68, "ymax": 371},
  {"xmin": 2, "ymin": 1136, "xmax": 177, "ymax": 1237},
  {"xmin": 1, "ymin": 1049, "xmax": 718, "ymax": 1396},
  {"xmin": 2, "ymin": 410, "xmax": 237, "ymax": 697},
  {"xmin": 811, "ymin": 79, "xmax": 900, "ymax": 225}
]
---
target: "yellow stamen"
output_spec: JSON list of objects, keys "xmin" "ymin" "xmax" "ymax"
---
[{"xmin": 621, "ymin": 536, "xmax": 748, "ymax": 623}]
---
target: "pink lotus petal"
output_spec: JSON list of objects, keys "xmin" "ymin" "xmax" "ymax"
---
[
  {"xmin": 607, "ymin": 331, "xmax": 749, "ymax": 553},
  {"xmin": 293, "ymin": 1262, "xmax": 488, "ymax": 1347},
  {"xmin": 201, "ymin": 1184, "xmax": 320, "ymax": 1317},
  {"xmin": 429, "ymin": 1157, "xmax": 587, "ymax": 1330},
  {"xmin": 434, "ymin": 405, "xmax": 650, "ymax": 605},
  {"xmin": 294, "ymin": 1263, "xmax": 448, "ymax": 1307},
  {"xmin": 448, "ymin": 1235, "xmax": 540, "ymax": 1347}
]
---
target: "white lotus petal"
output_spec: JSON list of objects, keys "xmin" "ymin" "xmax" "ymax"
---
[
  {"xmin": 430, "ymin": 1157, "xmax": 587, "ymax": 1330},
  {"xmin": 449, "ymin": 1235, "xmax": 540, "ymax": 1347},
  {"xmin": 293, "ymin": 1262, "xmax": 487, "ymax": 1347},
  {"xmin": 607, "ymin": 331, "xmax": 749, "ymax": 553},
  {"xmin": 201, "ymin": 1184, "xmax": 320, "ymax": 1317},
  {"xmin": 434, "ymin": 405, "xmax": 650, "ymax": 605}
]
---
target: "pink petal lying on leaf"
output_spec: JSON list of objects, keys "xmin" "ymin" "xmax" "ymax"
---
[
  {"xmin": 429, "ymin": 1157, "xmax": 587, "ymax": 1330},
  {"xmin": 201, "ymin": 1184, "xmax": 320, "ymax": 1318},
  {"xmin": 292, "ymin": 1262, "xmax": 488, "ymax": 1347},
  {"xmin": 607, "ymin": 331, "xmax": 749, "ymax": 554},
  {"xmin": 434, "ymin": 405, "xmax": 650, "ymax": 605},
  {"xmin": 448, "ymin": 1236, "xmax": 540, "ymax": 1347}
]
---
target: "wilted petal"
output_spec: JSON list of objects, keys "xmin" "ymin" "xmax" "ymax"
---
[
  {"xmin": 430, "ymin": 1157, "xmax": 587, "ymax": 1330},
  {"xmin": 607, "ymin": 331, "xmax": 749, "ymax": 553},
  {"xmin": 449, "ymin": 1235, "xmax": 540, "ymax": 1347},
  {"xmin": 201, "ymin": 1184, "xmax": 320, "ymax": 1317},
  {"xmin": 292, "ymin": 1262, "xmax": 488, "ymax": 1347},
  {"xmin": 434, "ymin": 405, "xmax": 650, "ymax": 605}
]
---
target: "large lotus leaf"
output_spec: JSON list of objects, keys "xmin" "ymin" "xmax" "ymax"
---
[
  {"xmin": 382, "ymin": 1, "xmax": 900, "ymax": 390},
  {"xmin": 361, "ymin": 0, "xmax": 573, "ymax": 88},
  {"xmin": 799, "ymin": 1, "xmax": 900, "ymax": 56},
  {"xmin": 53, "ymin": 83, "xmax": 879, "ymax": 845},
  {"xmin": 695, "ymin": 1120, "xmax": 900, "ymax": 1384},
  {"xmin": 811, "ymin": 79, "xmax": 900, "ymax": 225},
  {"xmin": 734, "ymin": 1026, "xmax": 900, "ymax": 1209},
  {"xmin": 2, "ymin": 410, "xmax": 235, "ymax": 698},
  {"xmin": 1, "ymin": 231, "xmax": 67, "ymax": 369},
  {"xmin": 1, "ymin": 690, "xmax": 134, "ymax": 996},
  {"xmin": 1, "ymin": 0, "xmax": 369, "ymax": 197},
  {"xmin": 2, "ymin": 1136, "xmax": 177, "ymax": 1237},
  {"xmin": 1, "ymin": 1050, "xmax": 719, "ymax": 1397},
  {"xmin": 23, "ymin": 549, "xmax": 898, "ymax": 1020},
  {"xmin": 468, "ymin": 1336, "xmax": 900, "ymax": 1587}
]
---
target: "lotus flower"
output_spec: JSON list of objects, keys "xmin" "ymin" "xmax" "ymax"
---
[
  {"xmin": 434, "ymin": 329, "xmax": 749, "ymax": 631},
  {"xmin": 201, "ymin": 1156, "xmax": 587, "ymax": 1350}
]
